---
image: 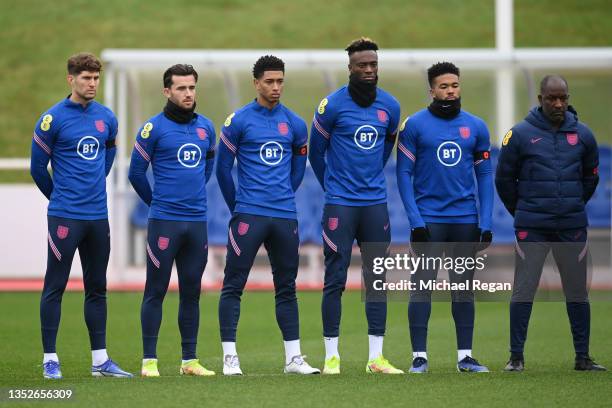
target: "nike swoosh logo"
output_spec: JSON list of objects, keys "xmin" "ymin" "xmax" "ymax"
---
[
  {"xmin": 384, "ymin": 223, "xmax": 389, "ymax": 231},
  {"xmin": 530, "ymin": 137, "xmax": 542, "ymax": 144}
]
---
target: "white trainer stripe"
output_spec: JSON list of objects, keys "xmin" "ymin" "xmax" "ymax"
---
[
  {"xmin": 229, "ymin": 228, "xmax": 241, "ymax": 256},
  {"xmin": 47, "ymin": 233, "xmax": 62, "ymax": 261},
  {"xmin": 515, "ymin": 241, "xmax": 525, "ymax": 260},
  {"xmin": 398, "ymin": 142, "xmax": 416, "ymax": 162},
  {"xmin": 313, "ymin": 117, "xmax": 330, "ymax": 139},
  {"xmin": 220, "ymin": 133, "xmax": 237, "ymax": 154},
  {"xmin": 146, "ymin": 244, "xmax": 160, "ymax": 268},
  {"xmin": 578, "ymin": 242, "xmax": 588, "ymax": 262},
  {"xmin": 134, "ymin": 141, "xmax": 150, "ymax": 162},
  {"xmin": 33, "ymin": 133, "xmax": 52, "ymax": 155},
  {"xmin": 322, "ymin": 230, "xmax": 337, "ymax": 252}
]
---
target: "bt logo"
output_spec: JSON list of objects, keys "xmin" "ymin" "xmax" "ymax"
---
[
  {"xmin": 77, "ymin": 136, "xmax": 100, "ymax": 160},
  {"xmin": 177, "ymin": 143, "xmax": 202, "ymax": 168},
  {"xmin": 436, "ymin": 141, "xmax": 462, "ymax": 167},
  {"xmin": 353, "ymin": 125, "xmax": 378, "ymax": 150},
  {"xmin": 259, "ymin": 141, "xmax": 283, "ymax": 166}
]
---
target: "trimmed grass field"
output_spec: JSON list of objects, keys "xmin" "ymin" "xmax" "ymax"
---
[{"xmin": 1, "ymin": 291, "xmax": 611, "ymax": 407}]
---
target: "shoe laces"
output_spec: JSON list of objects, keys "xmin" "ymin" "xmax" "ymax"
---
[
  {"xmin": 44, "ymin": 361, "xmax": 60, "ymax": 372},
  {"xmin": 224, "ymin": 355, "xmax": 240, "ymax": 368},
  {"xmin": 462, "ymin": 356, "xmax": 480, "ymax": 366},
  {"xmin": 412, "ymin": 357, "xmax": 427, "ymax": 367},
  {"xmin": 378, "ymin": 356, "xmax": 390, "ymax": 365},
  {"xmin": 290, "ymin": 355, "xmax": 307, "ymax": 366},
  {"xmin": 143, "ymin": 359, "xmax": 157, "ymax": 368},
  {"xmin": 582, "ymin": 356, "xmax": 601, "ymax": 366},
  {"xmin": 95, "ymin": 358, "xmax": 114, "ymax": 369}
]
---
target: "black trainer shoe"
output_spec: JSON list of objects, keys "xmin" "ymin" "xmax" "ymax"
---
[
  {"xmin": 575, "ymin": 356, "xmax": 607, "ymax": 371},
  {"xmin": 504, "ymin": 357, "xmax": 524, "ymax": 372}
]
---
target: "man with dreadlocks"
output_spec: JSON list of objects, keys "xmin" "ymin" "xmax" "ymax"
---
[
  {"xmin": 216, "ymin": 55, "xmax": 319, "ymax": 375},
  {"xmin": 396, "ymin": 62, "xmax": 493, "ymax": 373},
  {"xmin": 309, "ymin": 37, "xmax": 403, "ymax": 375}
]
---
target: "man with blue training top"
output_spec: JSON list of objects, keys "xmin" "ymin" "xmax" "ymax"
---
[
  {"xmin": 309, "ymin": 38, "xmax": 403, "ymax": 375},
  {"xmin": 216, "ymin": 55, "xmax": 319, "ymax": 375},
  {"xmin": 496, "ymin": 75, "xmax": 605, "ymax": 372},
  {"xmin": 30, "ymin": 53, "xmax": 132, "ymax": 379},
  {"xmin": 397, "ymin": 62, "xmax": 493, "ymax": 373},
  {"xmin": 128, "ymin": 64, "xmax": 216, "ymax": 377}
]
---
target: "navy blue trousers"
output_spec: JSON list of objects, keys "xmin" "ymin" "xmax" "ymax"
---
[
  {"xmin": 218, "ymin": 213, "xmax": 300, "ymax": 342},
  {"xmin": 41, "ymin": 216, "xmax": 109, "ymax": 353},
  {"xmin": 510, "ymin": 228, "xmax": 590, "ymax": 356},
  {"xmin": 408, "ymin": 223, "xmax": 480, "ymax": 352},
  {"xmin": 321, "ymin": 203, "xmax": 391, "ymax": 337},
  {"xmin": 141, "ymin": 219, "xmax": 208, "ymax": 360}
]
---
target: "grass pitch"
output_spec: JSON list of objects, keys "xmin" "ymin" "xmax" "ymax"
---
[{"xmin": 1, "ymin": 291, "xmax": 611, "ymax": 407}]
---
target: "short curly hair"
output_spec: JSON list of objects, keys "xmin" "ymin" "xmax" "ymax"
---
[
  {"xmin": 253, "ymin": 55, "xmax": 285, "ymax": 79},
  {"xmin": 67, "ymin": 53, "xmax": 102, "ymax": 76},
  {"xmin": 427, "ymin": 62, "xmax": 460, "ymax": 87}
]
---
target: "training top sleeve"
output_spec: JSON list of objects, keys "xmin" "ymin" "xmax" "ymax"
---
[
  {"xmin": 205, "ymin": 119, "xmax": 217, "ymax": 184},
  {"xmin": 216, "ymin": 112, "xmax": 240, "ymax": 211},
  {"xmin": 128, "ymin": 120, "xmax": 158, "ymax": 206},
  {"xmin": 473, "ymin": 119, "xmax": 494, "ymax": 231},
  {"xmin": 309, "ymin": 97, "xmax": 336, "ymax": 190},
  {"xmin": 289, "ymin": 113, "xmax": 308, "ymax": 192},
  {"xmin": 396, "ymin": 117, "xmax": 425, "ymax": 228},
  {"xmin": 105, "ymin": 113, "xmax": 118, "ymax": 176},
  {"xmin": 30, "ymin": 111, "xmax": 59, "ymax": 199},
  {"xmin": 383, "ymin": 97, "xmax": 400, "ymax": 165}
]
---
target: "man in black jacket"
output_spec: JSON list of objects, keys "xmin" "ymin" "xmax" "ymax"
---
[{"xmin": 495, "ymin": 75, "xmax": 605, "ymax": 372}]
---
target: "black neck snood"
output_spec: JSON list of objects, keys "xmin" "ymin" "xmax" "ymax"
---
[
  {"xmin": 163, "ymin": 99, "xmax": 196, "ymax": 124},
  {"xmin": 427, "ymin": 98, "xmax": 461, "ymax": 119},
  {"xmin": 348, "ymin": 74, "xmax": 378, "ymax": 107}
]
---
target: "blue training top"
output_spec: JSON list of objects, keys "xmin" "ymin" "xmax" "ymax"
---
[
  {"xmin": 30, "ymin": 97, "xmax": 118, "ymax": 220},
  {"xmin": 128, "ymin": 112, "xmax": 216, "ymax": 221},
  {"xmin": 216, "ymin": 100, "xmax": 308, "ymax": 220},
  {"xmin": 396, "ymin": 108, "xmax": 494, "ymax": 231},
  {"xmin": 308, "ymin": 85, "xmax": 400, "ymax": 206}
]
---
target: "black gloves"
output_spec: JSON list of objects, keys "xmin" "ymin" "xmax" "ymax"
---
[
  {"xmin": 477, "ymin": 229, "xmax": 493, "ymax": 251},
  {"xmin": 410, "ymin": 226, "xmax": 492, "ymax": 249},
  {"xmin": 411, "ymin": 227, "xmax": 429, "ymax": 243}
]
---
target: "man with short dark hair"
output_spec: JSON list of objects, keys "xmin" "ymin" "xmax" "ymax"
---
[
  {"xmin": 397, "ymin": 61, "xmax": 493, "ymax": 373},
  {"xmin": 216, "ymin": 55, "xmax": 319, "ymax": 375},
  {"xmin": 309, "ymin": 38, "xmax": 403, "ymax": 375},
  {"xmin": 129, "ymin": 64, "xmax": 216, "ymax": 377},
  {"xmin": 31, "ymin": 52, "xmax": 132, "ymax": 379},
  {"xmin": 496, "ymin": 75, "xmax": 605, "ymax": 372}
]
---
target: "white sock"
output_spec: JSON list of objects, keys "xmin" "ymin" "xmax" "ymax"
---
[
  {"xmin": 458, "ymin": 349, "xmax": 472, "ymax": 362},
  {"xmin": 43, "ymin": 353, "xmax": 58, "ymax": 364},
  {"xmin": 284, "ymin": 340, "xmax": 302, "ymax": 364},
  {"xmin": 142, "ymin": 358, "xmax": 157, "ymax": 364},
  {"xmin": 92, "ymin": 349, "xmax": 108, "ymax": 366},
  {"xmin": 324, "ymin": 337, "xmax": 339, "ymax": 360},
  {"xmin": 413, "ymin": 351, "xmax": 428, "ymax": 360},
  {"xmin": 222, "ymin": 341, "xmax": 237, "ymax": 356},
  {"xmin": 368, "ymin": 335, "xmax": 384, "ymax": 361},
  {"xmin": 182, "ymin": 359, "xmax": 196, "ymax": 364}
]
